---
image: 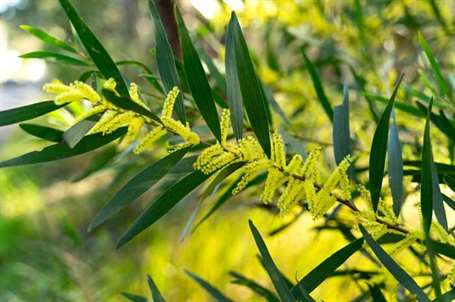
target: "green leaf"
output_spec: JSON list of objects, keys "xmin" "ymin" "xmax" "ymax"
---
[
  {"xmin": 63, "ymin": 114, "xmax": 100, "ymax": 148},
  {"xmin": 58, "ymin": 0, "xmax": 129, "ymax": 96},
  {"xmin": 196, "ymin": 43, "xmax": 226, "ymax": 96},
  {"xmin": 20, "ymin": 24, "xmax": 79, "ymax": 54},
  {"xmin": 225, "ymin": 14, "xmax": 243, "ymax": 139},
  {"xmin": 186, "ymin": 270, "xmax": 232, "ymax": 302},
  {"xmin": 20, "ymin": 51, "xmax": 90, "ymax": 66},
  {"xmin": 301, "ymin": 48, "xmax": 333, "ymax": 122},
  {"xmin": 369, "ymin": 285, "xmax": 387, "ymax": 302},
  {"xmin": 333, "ymin": 84, "xmax": 352, "ymax": 167},
  {"xmin": 175, "ymin": 9, "xmax": 221, "ymax": 141},
  {"xmin": 359, "ymin": 225, "xmax": 430, "ymax": 302},
  {"xmin": 436, "ymin": 288, "xmax": 455, "ymax": 302},
  {"xmin": 102, "ymin": 89, "xmax": 162, "ymax": 124},
  {"xmin": 388, "ymin": 111, "xmax": 404, "ymax": 216},
  {"xmin": 228, "ymin": 13, "xmax": 271, "ymax": 157},
  {"xmin": 229, "ymin": 271, "xmax": 279, "ymax": 302},
  {"xmin": 121, "ymin": 292, "xmax": 148, "ymax": 302},
  {"xmin": 369, "ymin": 74, "xmax": 403, "ymax": 211},
  {"xmin": 148, "ymin": 0, "xmax": 185, "ymax": 122},
  {"xmin": 431, "ymin": 240, "xmax": 455, "ymax": 260},
  {"xmin": 249, "ymin": 220, "xmax": 295, "ymax": 302},
  {"xmin": 366, "ymin": 93, "xmax": 425, "ymax": 118},
  {"xmin": 19, "ymin": 123, "xmax": 63, "ymax": 142},
  {"xmin": 72, "ymin": 145, "xmax": 117, "ymax": 182},
  {"xmin": 421, "ymin": 101, "xmax": 448, "ymax": 233},
  {"xmin": 418, "ymin": 32, "xmax": 451, "ymax": 98},
  {"xmin": 147, "ymin": 275, "xmax": 166, "ymax": 302},
  {"xmin": 117, "ymin": 170, "xmax": 210, "ymax": 247},
  {"xmin": 89, "ymin": 148, "xmax": 189, "ymax": 231},
  {"xmin": 0, "ymin": 101, "xmax": 63, "ymax": 126},
  {"xmin": 291, "ymin": 238, "xmax": 363, "ymax": 296},
  {"xmin": 0, "ymin": 128, "xmax": 126, "ymax": 168}
]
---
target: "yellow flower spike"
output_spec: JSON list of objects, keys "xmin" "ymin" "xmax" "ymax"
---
[
  {"xmin": 129, "ymin": 83, "xmax": 148, "ymax": 108},
  {"xmin": 239, "ymin": 136, "xmax": 265, "ymax": 162},
  {"xmin": 301, "ymin": 147, "xmax": 322, "ymax": 180},
  {"xmin": 134, "ymin": 126, "xmax": 167, "ymax": 154},
  {"xmin": 54, "ymin": 91, "xmax": 86, "ymax": 105},
  {"xmin": 261, "ymin": 167, "xmax": 285, "ymax": 203},
  {"xmin": 43, "ymin": 79, "xmax": 71, "ymax": 94},
  {"xmin": 277, "ymin": 178, "xmax": 304, "ymax": 212},
  {"xmin": 103, "ymin": 78, "xmax": 117, "ymax": 91},
  {"xmin": 101, "ymin": 111, "xmax": 135, "ymax": 134},
  {"xmin": 161, "ymin": 86, "xmax": 180, "ymax": 119},
  {"xmin": 232, "ymin": 159, "xmax": 269, "ymax": 195},
  {"xmin": 271, "ymin": 132, "xmax": 286, "ymax": 168},
  {"xmin": 320, "ymin": 155, "xmax": 352, "ymax": 193},
  {"xmin": 389, "ymin": 234, "xmax": 416, "ymax": 256},
  {"xmin": 72, "ymin": 81, "xmax": 101, "ymax": 103},
  {"xmin": 303, "ymin": 179, "xmax": 317, "ymax": 210},
  {"xmin": 161, "ymin": 117, "xmax": 200, "ymax": 145},
  {"xmin": 124, "ymin": 117, "xmax": 145, "ymax": 144},
  {"xmin": 194, "ymin": 144, "xmax": 225, "ymax": 172},
  {"xmin": 199, "ymin": 151, "xmax": 237, "ymax": 174},
  {"xmin": 73, "ymin": 105, "xmax": 107, "ymax": 124},
  {"xmin": 90, "ymin": 111, "xmax": 117, "ymax": 134},
  {"xmin": 311, "ymin": 190, "xmax": 337, "ymax": 219},
  {"xmin": 285, "ymin": 154, "xmax": 303, "ymax": 175},
  {"xmin": 449, "ymin": 266, "xmax": 455, "ymax": 285},
  {"xmin": 220, "ymin": 109, "xmax": 231, "ymax": 145}
]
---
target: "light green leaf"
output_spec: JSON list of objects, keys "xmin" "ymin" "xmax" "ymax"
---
[
  {"xmin": 20, "ymin": 24, "xmax": 79, "ymax": 54},
  {"xmin": 20, "ymin": 51, "xmax": 90, "ymax": 66}
]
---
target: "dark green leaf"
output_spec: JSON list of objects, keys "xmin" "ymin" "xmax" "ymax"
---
[
  {"xmin": 436, "ymin": 288, "xmax": 455, "ymax": 302},
  {"xmin": 20, "ymin": 24, "xmax": 79, "ymax": 54},
  {"xmin": 388, "ymin": 111, "xmax": 404, "ymax": 216},
  {"xmin": 228, "ymin": 13, "xmax": 271, "ymax": 157},
  {"xmin": 369, "ymin": 74, "xmax": 403, "ymax": 211},
  {"xmin": 147, "ymin": 275, "xmax": 166, "ymax": 302},
  {"xmin": 249, "ymin": 220, "xmax": 295, "ymax": 302},
  {"xmin": 148, "ymin": 0, "xmax": 185, "ymax": 122},
  {"xmin": 72, "ymin": 145, "xmax": 117, "ymax": 182},
  {"xmin": 102, "ymin": 89, "xmax": 162, "ymax": 124},
  {"xmin": 19, "ymin": 123, "xmax": 63, "ymax": 142},
  {"xmin": 291, "ymin": 238, "xmax": 363, "ymax": 296},
  {"xmin": 333, "ymin": 84, "xmax": 352, "ymax": 167},
  {"xmin": 301, "ymin": 48, "xmax": 333, "ymax": 122},
  {"xmin": 117, "ymin": 170, "xmax": 210, "ymax": 247},
  {"xmin": 0, "ymin": 101, "xmax": 63, "ymax": 126},
  {"xmin": 186, "ymin": 270, "xmax": 232, "ymax": 302},
  {"xmin": 431, "ymin": 240, "xmax": 455, "ymax": 260},
  {"xmin": 58, "ymin": 0, "xmax": 129, "ymax": 96},
  {"xmin": 89, "ymin": 148, "xmax": 189, "ymax": 231},
  {"xmin": 359, "ymin": 225, "xmax": 430, "ymax": 302},
  {"xmin": 175, "ymin": 9, "xmax": 221, "ymax": 141},
  {"xmin": 0, "ymin": 128, "xmax": 126, "ymax": 168},
  {"xmin": 20, "ymin": 51, "xmax": 90, "ymax": 66},
  {"xmin": 225, "ymin": 14, "xmax": 243, "ymax": 139},
  {"xmin": 369, "ymin": 285, "xmax": 387, "ymax": 302},
  {"xmin": 229, "ymin": 271, "xmax": 279, "ymax": 302},
  {"xmin": 196, "ymin": 43, "xmax": 226, "ymax": 96}
]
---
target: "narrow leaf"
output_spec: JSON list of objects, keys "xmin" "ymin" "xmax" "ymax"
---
[
  {"xmin": 301, "ymin": 49, "xmax": 333, "ymax": 121},
  {"xmin": 333, "ymin": 84, "xmax": 352, "ymax": 166},
  {"xmin": 58, "ymin": 0, "xmax": 129, "ymax": 96},
  {"xmin": 249, "ymin": 220, "xmax": 295, "ymax": 302},
  {"xmin": 369, "ymin": 74, "xmax": 403, "ymax": 211},
  {"xmin": 89, "ymin": 148, "xmax": 188, "ymax": 230},
  {"xmin": 359, "ymin": 225, "xmax": 430, "ymax": 302},
  {"xmin": 147, "ymin": 275, "xmax": 166, "ymax": 302},
  {"xmin": 228, "ymin": 13, "xmax": 271, "ymax": 157},
  {"xmin": 148, "ymin": 0, "xmax": 185, "ymax": 122},
  {"xmin": 0, "ymin": 101, "xmax": 63, "ymax": 126},
  {"xmin": 121, "ymin": 293, "xmax": 147, "ymax": 302},
  {"xmin": 291, "ymin": 238, "xmax": 363, "ymax": 296},
  {"xmin": 63, "ymin": 114, "xmax": 99, "ymax": 148},
  {"xmin": 186, "ymin": 270, "xmax": 232, "ymax": 302},
  {"xmin": 19, "ymin": 123, "xmax": 63, "ymax": 142},
  {"xmin": 388, "ymin": 111, "xmax": 404, "ymax": 216},
  {"xmin": 431, "ymin": 240, "xmax": 455, "ymax": 260},
  {"xmin": 175, "ymin": 9, "xmax": 221, "ymax": 141},
  {"xmin": 20, "ymin": 51, "xmax": 90, "ymax": 66},
  {"xmin": 20, "ymin": 24, "xmax": 79, "ymax": 54},
  {"xmin": 225, "ymin": 15, "xmax": 243, "ymax": 139},
  {"xmin": 117, "ymin": 170, "xmax": 210, "ymax": 247},
  {"xmin": 0, "ymin": 128, "xmax": 126, "ymax": 168}
]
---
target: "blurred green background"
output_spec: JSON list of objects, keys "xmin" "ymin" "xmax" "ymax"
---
[{"xmin": 1, "ymin": 0, "xmax": 455, "ymax": 301}]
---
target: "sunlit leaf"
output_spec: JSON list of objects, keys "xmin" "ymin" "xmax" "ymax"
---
[
  {"xmin": 20, "ymin": 51, "xmax": 90, "ymax": 66},
  {"xmin": 20, "ymin": 24, "xmax": 79, "ymax": 54}
]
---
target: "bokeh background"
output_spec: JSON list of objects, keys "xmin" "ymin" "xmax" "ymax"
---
[{"xmin": 1, "ymin": 0, "xmax": 455, "ymax": 301}]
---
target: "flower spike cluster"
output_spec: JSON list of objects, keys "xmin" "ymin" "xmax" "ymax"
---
[
  {"xmin": 193, "ymin": 108, "xmax": 353, "ymax": 216},
  {"xmin": 43, "ymin": 79, "xmax": 200, "ymax": 153}
]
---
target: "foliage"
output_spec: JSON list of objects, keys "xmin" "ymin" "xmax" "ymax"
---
[{"xmin": 3, "ymin": 0, "xmax": 455, "ymax": 301}]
